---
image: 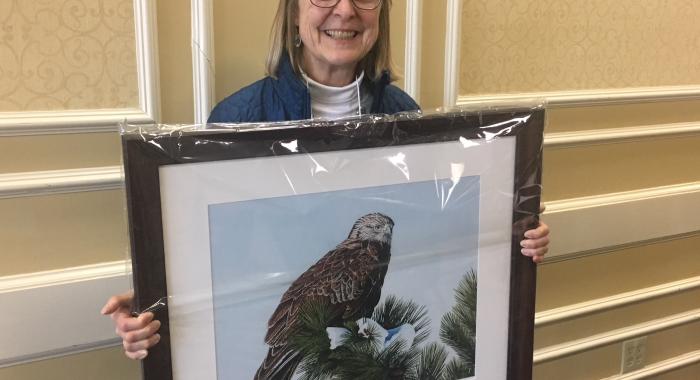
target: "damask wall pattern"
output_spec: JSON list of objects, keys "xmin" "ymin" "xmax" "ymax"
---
[
  {"xmin": 459, "ymin": 0, "xmax": 700, "ymax": 95},
  {"xmin": 0, "ymin": 0, "xmax": 139, "ymax": 112}
]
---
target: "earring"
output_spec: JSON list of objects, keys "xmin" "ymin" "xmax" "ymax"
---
[{"xmin": 294, "ymin": 26, "xmax": 302, "ymax": 48}]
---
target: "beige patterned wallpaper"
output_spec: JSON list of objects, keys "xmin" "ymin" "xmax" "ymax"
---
[
  {"xmin": 0, "ymin": 0, "xmax": 139, "ymax": 112},
  {"xmin": 459, "ymin": 0, "xmax": 700, "ymax": 95}
]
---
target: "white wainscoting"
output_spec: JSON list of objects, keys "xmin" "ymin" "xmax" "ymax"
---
[
  {"xmin": 404, "ymin": 0, "xmax": 423, "ymax": 102},
  {"xmin": 543, "ymin": 182, "xmax": 700, "ymax": 260},
  {"xmin": 533, "ymin": 308, "xmax": 700, "ymax": 364},
  {"xmin": 0, "ymin": 167, "xmax": 123, "ymax": 200},
  {"xmin": 602, "ymin": 350, "xmax": 700, "ymax": 380},
  {"xmin": 191, "ymin": 0, "xmax": 215, "ymax": 124},
  {"xmin": 544, "ymin": 122, "xmax": 700, "ymax": 148},
  {"xmin": 0, "ymin": 261, "xmax": 131, "ymax": 367},
  {"xmin": 535, "ymin": 276, "xmax": 700, "ymax": 327},
  {"xmin": 456, "ymin": 86, "xmax": 700, "ymax": 108},
  {"xmin": 443, "ymin": 0, "xmax": 462, "ymax": 108}
]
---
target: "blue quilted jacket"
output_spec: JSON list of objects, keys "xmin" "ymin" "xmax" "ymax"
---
[{"xmin": 208, "ymin": 56, "xmax": 419, "ymax": 123}]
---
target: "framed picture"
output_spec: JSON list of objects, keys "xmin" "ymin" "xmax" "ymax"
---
[{"xmin": 122, "ymin": 107, "xmax": 544, "ymax": 380}]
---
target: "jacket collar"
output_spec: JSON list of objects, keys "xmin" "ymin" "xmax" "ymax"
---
[
  {"xmin": 273, "ymin": 54, "xmax": 311, "ymax": 120},
  {"xmin": 273, "ymin": 54, "xmax": 392, "ymax": 118}
]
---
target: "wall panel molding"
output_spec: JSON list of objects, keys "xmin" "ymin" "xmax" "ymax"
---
[
  {"xmin": 456, "ymin": 86, "xmax": 700, "ymax": 109},
  {"xmin": 0, "ymin": 0, "xmax": 161, "ymax": 137},
  {"xmin": 0, "ymin": 261, "xmax": 131, "ymax": 367},
  {"xmin": 603, "ymin": 350, "xmax": 700, "ymax": 380},
  {"xmin": 533, "ymin": 309, "xmax": 700, "ymax": 364},
  {"xmin": 543, "ymin": 182, "xmax": 700, "ymax": 260},
  {"xmin": 0, "ymin": 167, "xmax": 123, "ymax": 199},
  {"xmin": 544, "ymin": 122, "xmax": 700, "ymax": 148},
  {"xmin": 443, "ymin": 0, "xmax": 462, "ymax": 108},
  {"xmin": 535, "ymin": 276, "xmax": 700, "ymax": 327},
  {"xmin": 404, "ymin": 0, "xmax": 422, "ymax": 102},
  {"xmin": 191, "ymin": 0, "xmax": 215, "ymax": 124}
]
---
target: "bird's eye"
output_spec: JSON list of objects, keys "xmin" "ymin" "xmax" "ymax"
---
[{"xmin": 373, "ymin": 225, "xmax": 382, "ymax": 231}]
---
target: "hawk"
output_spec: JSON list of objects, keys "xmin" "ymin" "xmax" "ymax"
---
[{"xmin": 254, "ymin": 213, "xmax": 395, "ymax": 380}]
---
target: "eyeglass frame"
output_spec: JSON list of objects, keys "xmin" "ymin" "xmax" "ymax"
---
[{"xmin": 309, "ymin": 0, "xmax": 383, "ymax": 11}]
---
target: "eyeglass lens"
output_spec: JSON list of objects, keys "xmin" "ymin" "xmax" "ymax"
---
[{"xmin": 310, "ymin": 0, "xmax": 382, "ymax": 11}]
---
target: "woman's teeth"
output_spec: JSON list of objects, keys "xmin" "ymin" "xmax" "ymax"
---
[{"xmin": 324, "ymin": 30, "xmax": 358, "ymax": 40}]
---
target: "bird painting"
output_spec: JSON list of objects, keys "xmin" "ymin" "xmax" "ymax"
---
[{"xmin": 254, "ymin": 213, "xmax": 395, "ymax": 380}]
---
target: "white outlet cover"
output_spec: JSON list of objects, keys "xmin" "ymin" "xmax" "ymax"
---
[{"xmin": 621, "ymin": 336, "xmax": 647, "ymax": 374}]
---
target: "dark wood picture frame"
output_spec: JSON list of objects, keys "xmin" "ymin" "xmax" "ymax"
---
[{"xmin": 122, "ymin": 107, "xmax": 544, "ymax": 380}]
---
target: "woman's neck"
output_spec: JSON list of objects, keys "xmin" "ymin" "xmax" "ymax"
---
[{"xmin": 301, "ymin": 54, "xmax": 358, "ymax": 87}]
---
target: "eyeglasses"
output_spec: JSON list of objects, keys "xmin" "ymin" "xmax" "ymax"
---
[{"xmin": 310, "ymin": 0, "xmax": 382, "ymax": 11}]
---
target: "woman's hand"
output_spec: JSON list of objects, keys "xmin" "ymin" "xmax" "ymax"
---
[
  {"xmin": 101, "ymin": 291, "xmax": 162, "ymax": 360},
  {"xmin": 520, "ymin": 204, "xmax": 550, "ymax": 264}
]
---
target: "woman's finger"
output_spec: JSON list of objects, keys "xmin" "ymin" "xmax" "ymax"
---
[
  {"xmin": 124, "ymin": 333, "xmax": 161, "ymax": 353},
  {"xmin": 101, "ymin": 290, "xmax": 134, "ymax": 315},
  {"xmin": 125, "ymin": 349, "xmax": 149, "ymax": 360},
  {"xmin": 521, "ymin": 246, "xmax": 548, "ymax": 260},
  {"xmin": 520, "ymin": 235, "xmax": 550, "ymax": 250},
  {"xmin": 123, "ymin": 320, "xmax": 162, "ymax": 344},
  {"xmin": 524, "ymin": 222, "xmax": 550, "ymax": 239},
  {"xmin": 115, "ymin": 312, "xmax": 154, "ymax": 335}
]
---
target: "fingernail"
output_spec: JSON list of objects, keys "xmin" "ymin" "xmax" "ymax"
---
[
  {"xmin": 154, "ymin": 334, "xmax": 161, "ymax": 342},
  {"xmin": 521, "ymin": 248, "xmax": 529, "ymax": 255},
  {"xmin": 520, "ymin": 240, "xmax": 526, "ymax": 247},
  {"xmin": 136, "ymin": 350, "xmax": 148, "ymax": 360}
]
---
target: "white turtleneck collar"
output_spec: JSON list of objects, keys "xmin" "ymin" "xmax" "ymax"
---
[{"xmin": 301, "ymin": 71, "xmax": 365, "ymax": 119}]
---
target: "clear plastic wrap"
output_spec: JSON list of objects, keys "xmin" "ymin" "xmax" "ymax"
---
[{"xmin": 121, "ymin": 105, "xmax": 545, "ymax": 380}]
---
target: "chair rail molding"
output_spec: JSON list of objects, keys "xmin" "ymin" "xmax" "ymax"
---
[
  {"xmin": 0, "ymin": 166, "xmax": 124, "ymax": 199},
  {"xmin": 535, "ymin": 276, "xmax": 700, "ymax": 327},
  {"xmin": 544, "ymin": 121, "xmax": 700, "ymax": 148},
  {"xmin": 0, "ymin": 0, "xmax": 161, "ymax": 137},
  {"xmin": 533, "ymin": 308, "xmax": 700, "ymax": 364},
  {"xmin": 191, "ymin": 0, "xmax": 215, "ymax": 124},
  {"xmin": 456, "ymin": 85, "xmax": 700, "ymax": 109},
  {"xmin": 602, "ymin": 350, "xmax": 700, "ymax": 380}
]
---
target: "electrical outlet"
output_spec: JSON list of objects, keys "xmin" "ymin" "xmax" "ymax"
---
[{"xmin": 621, "ymin": 336, "xmax": 647, "ymax": 374}]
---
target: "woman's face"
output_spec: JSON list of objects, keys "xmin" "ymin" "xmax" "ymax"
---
[{"xmin": 296, "ymin": 0, "xmax": 380, "ymax": 79}]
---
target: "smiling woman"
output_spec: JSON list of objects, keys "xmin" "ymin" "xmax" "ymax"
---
[
  {"xmin": 102, "ymin": 0, "xmax": 551, "ymax": 366},
  {"xmin": 207, "ymin": 0, "xmax": 420, "ymax": 122}
]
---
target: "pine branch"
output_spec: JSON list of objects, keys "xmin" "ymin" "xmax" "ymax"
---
[
  {"xmin": 373, "ymin": 295, "xmax": 431, "ymax": 345},
  {"xmin": 290, "ymin": 296, "xmax": 434, "ymax": 380},
  {"xmin": 415, "ymin": 342, "xmax": 449, "ymax": 380},
  {"xmin": 439, "ymin": 270, "xmax": 477, "ymax": 377}
]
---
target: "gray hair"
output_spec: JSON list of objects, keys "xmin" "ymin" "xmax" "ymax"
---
[{"xmin": 265, "ymin": 0, "xmax": 396, "ymax": 81}]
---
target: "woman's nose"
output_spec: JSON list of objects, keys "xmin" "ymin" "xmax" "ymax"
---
[{"xmin": 332, "ymin": 0, "xmax": 357, "ymax": 17}]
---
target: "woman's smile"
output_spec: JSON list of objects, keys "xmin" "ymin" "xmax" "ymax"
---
[
  {"xmin": 323, "ymin": 29, "xmax": 359, "ymax": 40},
  {"xmin": 297, "ymin": 0, "xmax": 380, "ymax": 85}
]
